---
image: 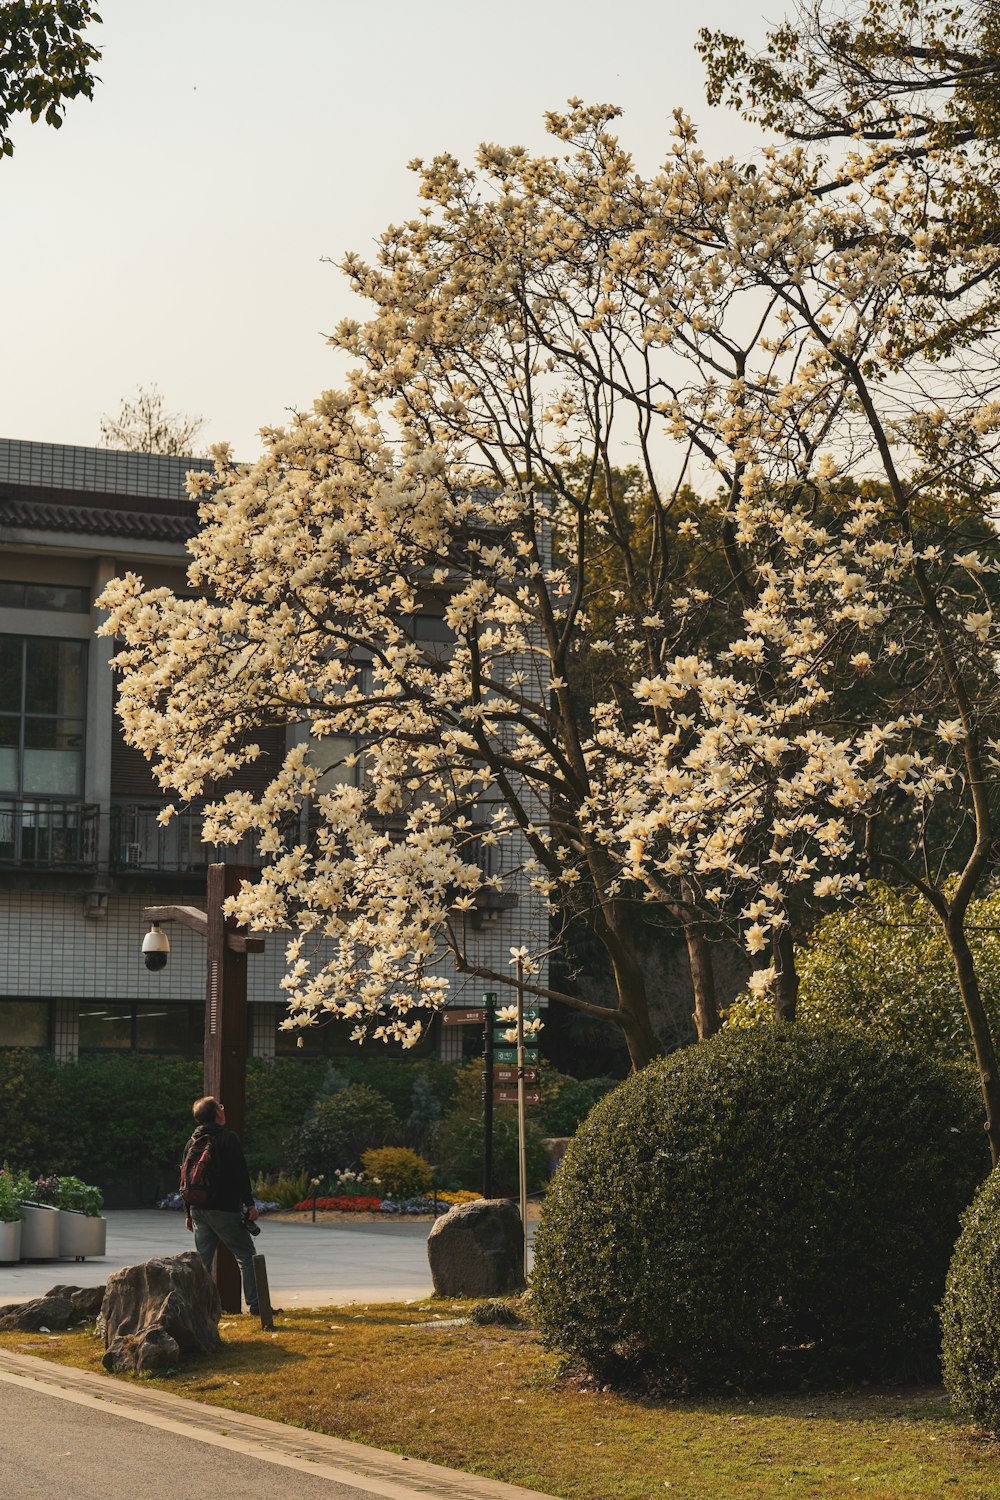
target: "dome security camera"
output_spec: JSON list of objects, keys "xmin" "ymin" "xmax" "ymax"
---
[{"xmin": 142, "ymin": 922, "xmax": 170, "ymax": 972}]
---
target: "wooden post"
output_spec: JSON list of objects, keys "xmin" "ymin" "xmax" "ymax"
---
[
  {"xmin": 252, "ymin": 1254, "xmax": 274, "ymax": 1330},
  {"xmin": 204, "ymin": 862, "xmax": 250, "ymax": 1314}
]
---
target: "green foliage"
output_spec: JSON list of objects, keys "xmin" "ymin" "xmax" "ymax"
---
[
  {"xmin": 55, "ymin": 1175, "xmax": 102, "ymax": 1216},
  {"xmin": 0, "ymin": 2, "xmax": 102, "ymax": 159},
  {"xmin": 361, "ymin": 1146, "xmax": 433, "ymax": 1200},
  {"xmin": 536, "ymin": 1072, "xmax": 619, "ymax": 1136},
  {"xmin": 283, "ymin": 1083, "xmax": 399, "ymax": 1176},
  {"xmin": 323, "ymin": 1056, "xmax": 461, "ymax": 1126},
  {"xmin": 433, "ymin": 1065, "xmax": 550, "ymax": 1193},
  {"xmin": 0, "ymin": 1166, "xmax": 26, "ymax": 1223},
  {"xmin": 941, "ymin": 1164, "xmax": 1000, "ymax": 1432},
  {"xmin": 243, "ymin": 1058, "xmax": 327, "ymax": 1179},
  {"xmin": 0, "ymin": 1050, "xmax": 201, "ymax": 1196},
  {"xmin": 253, "ymin": 1170, "xmax": 312, "ymax": 1209},
  {"xmin": 532, "ymin": 1027, "xmax": 988, "ymax": 1392},
  {"xmin": 723, "ymin": 883, "xmax": 1000, "ymax": 1064}
]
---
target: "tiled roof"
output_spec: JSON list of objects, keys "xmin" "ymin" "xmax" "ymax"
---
[{"xmin": 0, "ymin": 495, "xmax": 197, "ymax": 542}]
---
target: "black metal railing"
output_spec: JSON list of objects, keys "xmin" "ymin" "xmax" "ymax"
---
[
  {"xmin": 0, "ymin": 798, "xmax": 99, "ymax": 869},
  {"xmin": 109, "ymin": 803, "xmax": 266, "ymax": 874}
]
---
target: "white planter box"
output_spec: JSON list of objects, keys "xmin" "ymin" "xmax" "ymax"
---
[
  {"xmin": 19, "ymin": 1202, "xmax": 60, "ymax": 1258},
  {"xmin": 57, "ymin": 1211, "xmax": 106, "ymax": 1260},
  {"xmin": 0, "ymin": 1220, "xmax": 21, "ymax": 1262}
]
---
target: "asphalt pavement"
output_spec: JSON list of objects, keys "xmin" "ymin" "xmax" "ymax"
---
[
  {"xmin": 0, "ymin": 1347, "xmax": 557, "ymax": 1500},
  {"xmin": 0, "ymin": 1209, "xmax": 536, "ymax": 1308}
]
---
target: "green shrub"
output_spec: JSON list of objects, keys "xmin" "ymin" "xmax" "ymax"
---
[
  {"xmin": 253, "ymin": 1170, "xmax": 312, "ymax": 1209},
  {"xmin": 726, "ymin": 882, "xmax": 1000, "ymax": 1065},
  {"xmin": 243, "ymin": 1058, "xmax": 327, "ymax": 1179},
  {"xmin": 536, "ymin": 1072, "xmax": 619, "ymax": 1136},
  {"xmin": 283, "ymin": 1084, "xmax": 398, "ymax": 1175},
  {"xmin": 531, "ymin": 1027, "xmax": 987, "ymax": 1392},
  {"xmin": 432, "ymin": 1060, "xmax": 550, "ymax": 1194},
  {"xmin": 941, "ymin": 1165, "xmax": 1000, "ymax": 1431},
  {"xmin": 56, "ymin": 1176, "xmax": 103, "ymax": 1217},
  {"xmin": 361, "ymin": 1146, "xmax": 433, "ymax": 1200}
]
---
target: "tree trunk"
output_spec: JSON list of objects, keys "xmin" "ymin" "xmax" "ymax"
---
[
  {"xmin": 945, "ymin": 916, "xmax": 1000, "ymax": 1166},
  {"xmin": 608, "ymin": 943, "xmax": 662, "ymax": 1070},
  {"xmin": 684, "ymin": 920, "xmax": 721, "ymax": 1039},
  {"xmin": 772, "ymin": 923, "xmax": 798, "ymax": 1023}
]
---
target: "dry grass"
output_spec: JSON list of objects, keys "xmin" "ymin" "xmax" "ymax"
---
[{"xmin": 4, "ymin": 1303, "xmax": 1000, "ymax": 1500}]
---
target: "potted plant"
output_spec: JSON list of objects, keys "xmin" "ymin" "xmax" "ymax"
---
[
  {"xmin": 17, "ymin": 1170, "xmax": 60, "ymax": 1259},
  {"xmin": 55, "ymin": 1176, "xmax": 106, "ymax": 1259},
  {"xmin": 0, "ymin": 1167, "xmax": 25, "ymax": 1261}
]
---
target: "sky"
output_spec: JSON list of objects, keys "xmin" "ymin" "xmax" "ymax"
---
[{"xmin": 1, "ymin": 0, "xmax": 771, "ymax": 460}]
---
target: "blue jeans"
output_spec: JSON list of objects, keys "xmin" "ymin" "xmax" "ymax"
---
[{"xmin": 191, "ymin": 1208, "xmax": 259, "ymax": 1313}]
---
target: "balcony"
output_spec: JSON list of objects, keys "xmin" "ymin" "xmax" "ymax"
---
[
  {"xmin": 110, "ymin": 803, "xmax": 266, "ymax": 875},
  {"xmin": 0, "ymin": 798, "xmax": 99, "ymax": 870}
]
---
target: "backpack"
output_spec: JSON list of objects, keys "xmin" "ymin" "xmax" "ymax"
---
[{"xmin": 180, "ymin": 1132, "xmax": 217, "ymax": 1209}]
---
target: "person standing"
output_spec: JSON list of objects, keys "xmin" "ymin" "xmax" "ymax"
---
[{"xmin": 181, "ymin": 1095, "xmax": 260, "ymax": 1316}]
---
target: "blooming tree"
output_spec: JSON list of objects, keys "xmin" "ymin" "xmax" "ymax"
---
[{"xmin": 100, "ymin": 6, "xmax": 1000, "ymax": 1135}]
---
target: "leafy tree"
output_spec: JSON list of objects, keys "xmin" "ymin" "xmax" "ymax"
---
[
  {"xmin": 98, "ymin": 30, "xmax": 1000, "ymax": 1156},
  {"xmin": 99, "ymin": 383, "xmax": 206, "ymax": 456},
  {"xmin": 0, "ymin": 1, "xmax": 101, "ymax": 159}
]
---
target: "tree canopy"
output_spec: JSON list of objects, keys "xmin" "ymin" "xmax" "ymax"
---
[
  {"xmin": 99, "ymin": 7, "xmax": 1000, "ymax": 1139},
  {"xmin": 0, "ymin": 1, "xmax": 101, "ymax": 159}
]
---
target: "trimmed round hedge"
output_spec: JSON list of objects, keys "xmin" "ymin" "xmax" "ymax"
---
[
  {"xmin": 531, "ymin": 1026, "xmax": 987, "ymax": 1391},
  {"xmin": 941, "ymin": 1165, "xmax": 1000, "ymax": 1431}
]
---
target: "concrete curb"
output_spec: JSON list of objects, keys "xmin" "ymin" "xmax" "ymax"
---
[{"xmin": 0, "ymin": 1348, "xmax": 559, "ymax": 1500}]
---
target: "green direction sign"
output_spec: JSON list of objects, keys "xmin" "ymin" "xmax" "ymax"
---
[{"xmin": 493, "ymin": 1047, "xmax": 539, "ymax": 1066}]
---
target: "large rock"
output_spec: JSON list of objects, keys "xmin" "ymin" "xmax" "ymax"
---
[
  {"xmin": 427, "ymin": 1199, "xmax": 525, "ymax": 1296},
  {"xmin": 45, "ymin": 1284, "xmax": 107, "ymax": 1320},
  {"xmin": 0, "ymin": 1295, "xmax": 76, "ymax": 1332},
  {"xmin": 97, "ymin": 1252, "xmax": 220, "ymax": 1373}
]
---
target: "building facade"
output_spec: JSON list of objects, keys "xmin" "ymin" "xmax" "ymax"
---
[{"xmin": 0, "ymin": 439, "xmax": 545, "ymax": 1064}]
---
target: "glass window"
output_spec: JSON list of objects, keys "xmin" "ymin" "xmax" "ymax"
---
[
  {"xmin": 23, "ymin": 583, "xmax": 89, "ymax": 613},
  {"xmin": 0, "ymin": 999, "xmax": 49, "ymax": 1048},
  {"xmin": 0, "ymin": 581, "xmax": 89, "ymax": 613},
  {"xmin": 0, "ymin": 637, "xmax": 86, "ymax": 797},
  {"xmin": 25, "ymin": 639, "xmax": 84, "ymax": 716},
  {"xmin": 136, "ymin": 1003, "xmax": 204, "ymax": 1054},
  {"xmin": 79, "ymin": 1003, "xmax": 133, "ymax": 1050}
]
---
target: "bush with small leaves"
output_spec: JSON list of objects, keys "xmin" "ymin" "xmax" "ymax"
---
[
  {"xmin": 361, "ymin": 1146, "xmax": 433, "ymax": 1201},
  {"xmin": 283, "ymin": 1084, "xmax": 398, "ymax": 1176},
  {"xmin": 941, "ymin": 1165, "xmax": 1000, "ymax": 1432},
  {"xmin": 532, "ymin": 1026, "xmax": 988, "ymax": 1392}
]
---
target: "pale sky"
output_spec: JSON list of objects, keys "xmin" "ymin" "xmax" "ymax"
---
[{"xmin": 1, "ymin": 1, "xmax": 770, "ymax": 460}]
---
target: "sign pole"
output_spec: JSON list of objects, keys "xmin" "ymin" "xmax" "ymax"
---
[
  {"xmin": 482, "ymin": 992, "xmax": 495, "ymax": 1199},
  {"xmin": 516, "ymin": 959, "xmax": 528, "ymax": 1275}
]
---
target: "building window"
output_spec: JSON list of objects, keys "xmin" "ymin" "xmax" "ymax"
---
[
  {"xmin": 0, "ymin": 581, "xmax": 90, "ymax": 613},
  {"xmin": 0, "ymin": 636, "xmax": 86, "ymax": 796},
  {"xmin": 79, "ymin": 1001, "xmax": 205, "ymax": 1055},
  {"xmin": 0, "ymin": 998, "xmax": 51, "ymax": 1048}
]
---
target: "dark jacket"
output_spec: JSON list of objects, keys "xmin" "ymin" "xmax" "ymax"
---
[{"xmin": 181, "ymin": 1123, "xmax": 253, "ymax": 1212}]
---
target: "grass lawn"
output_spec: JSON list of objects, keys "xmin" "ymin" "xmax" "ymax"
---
[{"xmin": 2, "ymin": 1301, "xmax": 1000, "ymax": 1500}]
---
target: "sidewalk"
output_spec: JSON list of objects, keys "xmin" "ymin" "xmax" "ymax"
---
[
  {"xmin": 0, "ymin": 1346, "xmax": 559, "ymax": 1500},
  {"xmin": 0, "ymin": 1208, "xmax": 537, "ymax": 1307}
]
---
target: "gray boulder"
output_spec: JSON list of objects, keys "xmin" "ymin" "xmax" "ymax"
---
[
  {"xmin": 0, "ymin": 1295, "xmax": 75, "ymax": 1332},
  {"xmin": 98, "ymin": 1252, "xmax": 220, "ymax": 1373},
  {"xmin": 45, "ymin": 1284, "xmax": 106, "ymax": 1320},
  {"xmin": 427, "ymin": 1199, "xmax": 525, "ymax": 1296}
]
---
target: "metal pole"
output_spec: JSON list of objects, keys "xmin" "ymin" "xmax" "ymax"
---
[
  {"xmin": 482, "ymin": 992, "xmax": 495, "ymax": 1199},
  {"xmin": 516, "ymin": 959, "xmax": 528, "ymax": 1278}
]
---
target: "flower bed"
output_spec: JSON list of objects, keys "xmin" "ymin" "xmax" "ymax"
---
[{"xmin": 293, "ymin": 1195, "xmax": 382, "ymax": 1212}]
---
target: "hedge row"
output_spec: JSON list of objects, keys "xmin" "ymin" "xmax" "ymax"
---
[{"xmin": 0, "ymin": 1050, "xmax": 617, "ymax": 1203}]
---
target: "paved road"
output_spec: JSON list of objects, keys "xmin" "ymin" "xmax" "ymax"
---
[
  {"xmin": 0, "ymin": 1210, "xmax": 536, "ymax": 1308},
  {"xmin": 0, "ymin": 1348, "xmax": 556, "ymax": 1500}
]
